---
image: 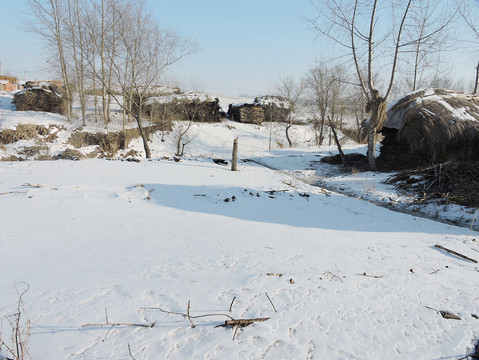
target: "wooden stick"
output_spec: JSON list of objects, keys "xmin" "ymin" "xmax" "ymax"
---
[
  {"xmin": 265, "ymin": 293, "xmax": 277, "ymax": 313},
  {"xmin": 434, "ymin": 244, "xmax": 477, "ymax": 263}
]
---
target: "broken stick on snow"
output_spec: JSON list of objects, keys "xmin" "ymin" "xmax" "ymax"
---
[{"xmin": 434, "ymin": 244, "xmax": 477, "ymax": 263}]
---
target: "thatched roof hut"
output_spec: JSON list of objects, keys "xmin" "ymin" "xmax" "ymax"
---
[
  {"xmin": 13, "ymin": 81, "xmax": 67, "ymax": 115},
  {"xmin": 136, "ymin": 91, "xmax": 224, "ymax": 123},
  {"xmin": 379, "ymin": 88, "xmax": 479, "ymax": 164},
  {"xmin": 254, "ymin": 95, "xmax": 291, "ymax": 122}
]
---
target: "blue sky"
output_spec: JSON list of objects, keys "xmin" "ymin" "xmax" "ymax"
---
[
  {"xmin": 145, "ymin": 0, "xmax": 319, "ymax": 96},
  {"xmin": 0, "ymin": 0, "xmax": 476, "ymax": 96},
  {"xmin": 0, "ymin": 0, "xmax": 318, "ymax": 96}
]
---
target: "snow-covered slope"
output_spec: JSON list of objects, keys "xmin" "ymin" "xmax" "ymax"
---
[{"xmin": 1, "ymin": 92, "xmax": 478, "ymax": 359}]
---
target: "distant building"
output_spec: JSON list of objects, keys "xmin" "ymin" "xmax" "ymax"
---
[{"xmin": 0, "ymin": 75, "xmax": 24, "ymax": 92}]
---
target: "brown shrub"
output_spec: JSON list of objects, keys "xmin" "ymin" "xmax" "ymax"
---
[{"xmin": 55, "ymin": 148, "xmax": 85, "ymax": 160}]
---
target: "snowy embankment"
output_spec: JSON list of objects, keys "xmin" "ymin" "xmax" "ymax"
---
[{"xmin": 0, "ymin": 92, "xmax": 479, "ymax": 359}]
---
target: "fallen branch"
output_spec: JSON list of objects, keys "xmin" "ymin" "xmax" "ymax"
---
[
  {"xmin": 425, "ymin": 306, "xmax": 461, "ymax": 320},
  {"xmin": 434, "ymin": 244, "xmax": 477, "ymax": 263},
  {"xmin": 80, "ymin": 308, "xmax": 155, "ymax": 340},
  {"xmin": 145, "ymin": 302, "xmax": 269, "ymax": 340},
  {"xmin": 358, "ymin": 272, "xmax": 383, "ymax": 278},
  {"xmin": 214, "ymin": 317, "xmax": 270, "ymax": 328}
]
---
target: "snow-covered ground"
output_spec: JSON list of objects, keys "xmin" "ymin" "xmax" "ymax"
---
[{"xmin": 1, "ymin": 92, "xmax": 479, "ymax": 359}]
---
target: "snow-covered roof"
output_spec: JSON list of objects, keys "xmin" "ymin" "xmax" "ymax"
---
[
  {"xmin": 385, "ymin": 88, "xmax": 479, "ymax": 130},
  {"xmin": 145, "ymin": 91, "xmax": 214, "ymax": 105}
]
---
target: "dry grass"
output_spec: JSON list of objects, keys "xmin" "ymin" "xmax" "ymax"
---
[
  {"xmin": 386, "ymin": 161, "xmax": 479, "ymax": 207},
  {"xmin": 67, "ymin": 125, "xmax": 163, "ymax": 157},
  {"xmin": 0, "ymin": 155, "xmax": 22, "ymax": 162},
  {"xmin": 0, "ymin": 124, "xmax": 60, "ymax": 145},
  {"xmin": 55, "ymin": 148, "xmax": 85, "ymax": 160}
]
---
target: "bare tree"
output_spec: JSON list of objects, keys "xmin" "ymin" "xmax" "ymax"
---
[
  {"xmin": 398, "ymin": 0, "xmax": 458, "ymax": 91},
  {"xmin": 305, "ymin": 62, "xmax": 348, "ymax": 145},
  {"xmin": 64, "ymin": 0, "xmax": 88, "ymax": 124},
  {"xmin": 106, "ymin": 3, "xmax": 196, "ymax": 158},
  {"xmin": 275, "ymin": 76, "xmax": 305, "ymax": 147},
  {"xmin": 28, "ymin": 0, "xmax": 73, "ymax": 120},
  {"xmin": 458, "ymin": 0, "xmax": 479, "ymax": 93},
  {"xmin": 307, "ymin": 0, "xmax": 457, "ymax": 169},
  {"xmin": 78, "ymin": 0, "xmax": 196, "ymax": 158}
]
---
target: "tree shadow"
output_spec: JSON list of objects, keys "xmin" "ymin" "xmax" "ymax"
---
[{"xmin": 140, "ymin": 182, "xmax": 462, "ymax": 234}]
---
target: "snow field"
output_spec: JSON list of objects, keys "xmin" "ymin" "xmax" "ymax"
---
[{"xmin": 1, "ymin": 159, "xmax": 478, "ymax": 359}]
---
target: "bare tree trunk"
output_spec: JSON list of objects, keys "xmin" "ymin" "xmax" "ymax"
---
[
  {"xmin": 285, "ymin": 123, "xmax": 293, "ymax": 147},
  {"xmin": 137, "ymin": 96, "xmax": 151, "ymax": 158},
  {"xmin": 100, "ymin": 0, "xmax": 109, "ymax": 124},
  {"xmin": 475, "ymin": 60, "xmax": 479, "ymax": 94},
  {"xmin": 49, "ymin": 0, "xmax": 72, "ymax": 121},
  {"xmin": 366, "ymin": 95, "xmax": 387, "ymax": 170},
  {"xmin": 328, "ymin": 115, "xmax": 348, "ymax": 165}
]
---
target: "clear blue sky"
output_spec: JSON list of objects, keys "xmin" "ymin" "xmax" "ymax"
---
[
  {"xmin": 145, "ymin": 0, "xmax": 319, "ymax": 96},
  {"xmin": 0, "ymin": 0, "xmax": 319, "ymax": 96},
  {"xmin": 0, "ymin": 0, "xmax": 476, "ymax": 96}
]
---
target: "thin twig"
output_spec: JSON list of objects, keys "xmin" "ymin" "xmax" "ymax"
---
[
  {"xmin": 232, "ymin": 326, "xmax": 240, "ymax": 340},
  {"xmin": 229, "ymin": 297, "xmax": 236, "ymax": 312},
  {"xmin": 141, "ymin": 307, "xmax": 234, "ymax": 320},
  {"xmin": 80, "ymin": 322, "xmax": 155, "ymax": 328},
  {"xmin": 265, "ymin": 293, "xmax": 277, "ymax": 313},
  {"xmin": 128, "ymin": 344, "xmax": 136, "ymax": 360},
  {"xmin": 323, "ymin": 271, "xmax": 343, "ymax": 282},
  {"xmin": 187, "ymin": 300, "xmax": 196, "ymax": 328}
]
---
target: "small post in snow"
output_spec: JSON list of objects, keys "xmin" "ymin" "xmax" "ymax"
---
[{"xmin": 231, "ymin": 137, "xmax": 238, "ymax": 171}]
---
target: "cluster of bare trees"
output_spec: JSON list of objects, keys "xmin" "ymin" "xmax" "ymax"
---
[{"xmin": 28, "ymin": 0, "xmax": 196, "ymax": 158}]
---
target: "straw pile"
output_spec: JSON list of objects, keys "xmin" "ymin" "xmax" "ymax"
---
[
  {"xmin": 385, "ymin": 161, "xmax": 479, "ymax": 207},
  {"xmin": 13, "ymin": 81, "xmax": 67, "ymax": 115},
  {"xmin": 379, "ymin": 89, "xmax": 479, "ymax": 165}
]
